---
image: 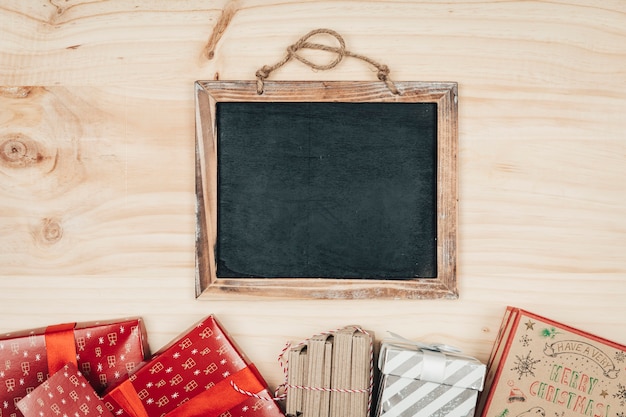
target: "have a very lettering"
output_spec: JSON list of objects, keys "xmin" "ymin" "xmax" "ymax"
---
[{"xmin": 552, "ymin": 341, "xmax": 612, "ymax": 371}]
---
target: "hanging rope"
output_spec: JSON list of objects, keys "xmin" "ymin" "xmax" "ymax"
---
[{"xmin": 255, "ymin": 28, "xmax": 400, "ymax": 95}]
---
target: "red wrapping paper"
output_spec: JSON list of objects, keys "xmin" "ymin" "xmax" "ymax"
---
[
  {"xmin": 0, "ymin": 318, "xmax": 149, "ymax": 417},
  {"xmin": 102, "ymin": 315, "xmax": 284, "ymax": 417},
  {"xmin": 16, "ymin": 362, "xmax": 115, "ymax": 417}
]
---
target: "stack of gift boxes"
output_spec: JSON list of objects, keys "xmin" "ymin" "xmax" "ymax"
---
[
  {"xmin": 2, "ymin": 316, "xmax": 284, "ymax": 417},
  {"xmin": 1, "ymin": 315, "xmax": 487, "ymax": 417},
  {"xmin": 0, "ymin": 318, "xmax": 148, "ymax": 417},
  {"xmin": 5, "ymin": 307, "xmax": 624, "ymax": 417}
]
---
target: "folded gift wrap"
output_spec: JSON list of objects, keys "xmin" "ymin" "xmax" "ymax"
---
[
  {"xmin": 17, "ymin": 362, "xmax": 115, "ymax": 417},
  {"xmin": 376, "ymin": 334, "xmax": 486, "ymax": 417},
  {"xmin": 102, "ymin": 315, "xmax": 284, "ymax": 417},
  {"xmin": 0, "ymin": 317, "xmax": 149, "ymax": 417}
]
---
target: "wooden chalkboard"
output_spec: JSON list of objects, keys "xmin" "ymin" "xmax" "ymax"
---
[{"xmin": 195, "ymin": 81, "xmax": 457, "ymax": 299}]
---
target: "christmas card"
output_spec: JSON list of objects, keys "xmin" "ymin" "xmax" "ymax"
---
[{"xmin": 478, "ymin": 307, "xmax": 626, "ymax": 417}]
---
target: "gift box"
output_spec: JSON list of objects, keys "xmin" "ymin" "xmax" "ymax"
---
[
  {"xmin": 0, "ymin": 317, "xmax": 149, "ymax": 417},
  {"xmin": 102, "ymin": 315, "xmax": 284, "ymax": 417},
  {"xmin": 478, "ymin": 307, "xmax": 626, "ymax": 417},
  {"xmin": 17, "ymin": 362, "xmax": 115, "ymax": 417},
  {"xmin": 376, "ymin": 336, "xmax": 486, "ymax": 417}
]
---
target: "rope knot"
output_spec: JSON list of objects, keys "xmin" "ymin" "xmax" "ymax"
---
[
  {"xmin": 286, "ymin": 43, "xmax": 299, "ymax": 58},
  {"xmin": 377, "ymin": 65, "xmax": 390, "ymax": 81},
  {"xmin": 255, "ymin": 65, "xmax": 272, "ymax": 81},
  {"xmin": 256, "ymin": 65, "xmax": 273, "ymax": 94},
  {"xmin": 254, "ymin": 28, "xmax": 400, "ymax": 95}
]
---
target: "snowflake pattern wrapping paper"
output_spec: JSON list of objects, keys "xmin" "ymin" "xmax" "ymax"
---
[
  {"xmin": 375, "ymin": 338, "xmax": 486, "ymax": 417},
  {"xmin": 102, "ymin": 315, "xmax": 284, "ymax": 417},
  {"xmin": 0, "ymin": 318, "xmax": 149, "ymax": 417},
  {"xmin": 16, "ymin": 362, "xmax": 114, "ymax": 417},
  {"xmin": 478, "ymin": 307, "xmax": 626, "ymax": 417}
]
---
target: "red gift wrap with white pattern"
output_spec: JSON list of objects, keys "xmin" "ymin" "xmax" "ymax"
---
[
  {"xmin": 102, "ymin": 315, "xmax": 285, "ymax": 417},
  {"xmin": 16, "ymin": 363, "xmax": 115, "ymax": 417},
  {"xmin": 0, "ymin": 318, "xmax": 149, "ymax": 417}
]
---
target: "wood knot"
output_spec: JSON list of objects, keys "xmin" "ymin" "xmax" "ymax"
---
[
  {"xmin": 41, "ymin": 218, "xmax": 63, "ymax": 244},
  {"xmin": 0, "ymin": 134, "xmax": 43, "ymax": 167},
  {"xmin": 0, "ymin": 86, "xmax": 35, "ymax": 99}
]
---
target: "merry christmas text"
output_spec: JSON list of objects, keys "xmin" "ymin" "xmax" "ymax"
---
[{"xmin": 528, "ymin": 365, "xmax": 607, "ymax": 417}]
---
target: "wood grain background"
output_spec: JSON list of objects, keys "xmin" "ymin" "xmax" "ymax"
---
[{"xmin": 1, "ymin": 0, "xmax": 625, "ymax": 388}]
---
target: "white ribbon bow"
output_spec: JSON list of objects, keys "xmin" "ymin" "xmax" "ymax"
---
[
  {"xmin": 383, "ymin": 332, "xmax": 464, "ymax": 384},
  {"xmin": 386, "ymin": 332, "xmax": 462, "ymax": 355}
]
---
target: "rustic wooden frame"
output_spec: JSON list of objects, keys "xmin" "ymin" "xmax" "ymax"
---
[{"xmin": 195, "ymin": 81, "xmax": 458, "ymax": 299}]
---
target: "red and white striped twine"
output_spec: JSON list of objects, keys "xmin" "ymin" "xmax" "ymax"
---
[
  {"xmin": 230, "ymin": 380, "xmax": 275, "ymax": 401},
  {"xmin": 281, "ymin": 382, "xmax": 370, "ymax": 394}
]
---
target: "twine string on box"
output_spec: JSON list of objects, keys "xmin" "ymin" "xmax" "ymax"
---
[
  {"xmin": 230, "ymin": 326, "xmax": 375, "ymax": 417},
  {"xmin": 255, "ymin": 28, "xmax": 400, "ymax": 95},
  {"xmin": 279, "ymin": 326, "xmax": 374, "ymax": 416}
]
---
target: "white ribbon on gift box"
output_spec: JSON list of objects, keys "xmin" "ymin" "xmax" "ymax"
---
[{"xmin": 380, "ymin": 332, "xmax": 465, "ymax": 384}]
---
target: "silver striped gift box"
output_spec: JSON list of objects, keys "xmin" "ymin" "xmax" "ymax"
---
[{"xmin": 376, "ymin": 340, "xmax": 486, "ymax": 417}]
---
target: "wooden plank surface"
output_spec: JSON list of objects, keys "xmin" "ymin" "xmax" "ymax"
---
[{"xmin": 1, "ymin": 0, "xmax": 625, "ymax": 388}]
